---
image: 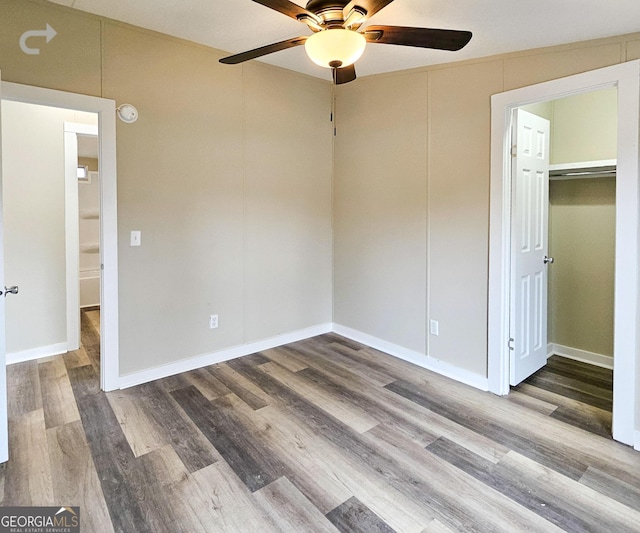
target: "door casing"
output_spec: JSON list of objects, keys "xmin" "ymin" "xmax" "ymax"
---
[
  {"xmin": 0, "ymin": 69, "xmax": 8, "ymax": 462},
  {"xmin": 488, "ymin": 60, "xmax": 640, "ymax": 447},
  {"xmin": 1, "ymin": 81, "xmax": 120, "ymax": 392}
]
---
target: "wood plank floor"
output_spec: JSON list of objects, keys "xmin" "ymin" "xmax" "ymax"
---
[
  {"xmin": 1, "ymin": 312, "xmax": 639, "ymax": 532},
  {"xmin": 514, "ymin": 355, "xmax": 614, "ymax": 439}
]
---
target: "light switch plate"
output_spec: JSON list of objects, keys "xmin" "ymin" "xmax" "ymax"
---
[{"xmin": 130, "ymin": 230, "xmax": 141, "ymax": 246}]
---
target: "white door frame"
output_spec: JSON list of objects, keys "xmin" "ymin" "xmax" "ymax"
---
[
  {"xmin": 64, "ymin": 122, "xmax": 98, "ymax": 352},
  {"xmin": 0, "ymin": 69, "xmax": 8, "ymax": 461},
  {"xmin": 488, "ymin": 60, "xmax": 640, "ymax": 447},
  {"xmin": 1, "ymin": 82, "xmax": 120, "ymax": 392}
]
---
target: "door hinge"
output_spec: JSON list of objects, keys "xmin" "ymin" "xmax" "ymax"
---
[
  {"xmin": 511, "ymin": 146, "xmax": 517, "ymax": 157},
  {"xmin": 508, "ymin": 337, "xmax": 515, "ymax": 351}
]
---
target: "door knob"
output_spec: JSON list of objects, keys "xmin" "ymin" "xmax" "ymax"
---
[
  {"xmin": 3, "ymin": 285, "xmax": 19, "ymax": 296},
  {"xmin": 543, "ymin": 256, "xmax": 554, "ymax": 264}
]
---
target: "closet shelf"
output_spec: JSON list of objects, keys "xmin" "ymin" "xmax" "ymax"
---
[
  {"xmin": 549, "ymin": 159, "xmax": 616, "ymax": 180},
  {"xmin": 80, "ymin": 244, "xmax": 100, "ymax": 254},
  {"xmin": 80, "ymin": 210, "xmax": 100, "ymax": 219}
]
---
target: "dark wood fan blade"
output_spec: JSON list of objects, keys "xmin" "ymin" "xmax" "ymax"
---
[
  {"xmin": 343, "ymin": 0, "xmax": 395, "ymax": 20},
  {"xmin": 219, "ymin": 36, "xmax": 307, "ymax": 64},
  {"xmin": 252, "ymin": 0, "xmax": 317, "ymax": 21},
  {"xmin": 334, "ymin": 64, "xmax": 357, "ymax": 84},
  {"xmin": 364, "ymin": 25, "xmax": 472, "ymax": 51}
]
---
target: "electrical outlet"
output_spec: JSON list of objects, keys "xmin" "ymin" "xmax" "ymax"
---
[
  {"xmin": 209, "ymin": 314, "xmax": 218, "ymax": 329},
  {"xmin": 430, "ymin": 319, "xmax": 439, "ymax": 336}
]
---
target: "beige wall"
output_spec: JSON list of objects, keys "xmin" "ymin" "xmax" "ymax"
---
[
  {"xmin": 334, "ymin": 71, "xmax": 428, "ymax": 354},
  {"xmin": 78, "ymin": 157, "xmax": 98, "ymax": 172},
  {"xmin": 0, "ymin": 0, "xmax": 333, "ymax": 375},
  {"xmin": 0, "ymin": 1, "xmax": 101, "ymax": 95},
  {"xmin": 523, "ymin": 88, "xmax": 617, "ymax": 163},
  {"xmin": 1, "ymin": 100, "xmax": 96, "ymax": 355},
  {"xmin": 548, "ymin": 178, "xmax": 615, "ymax": 357},
  {"xmin": 334, "ymin": 33, "xmax": 637, "ymax": 379},
  {"xmin": 1, "ymin": 0, "xmax": 638, "ymax": 388},
  {"xmin": 551, "ymin": 88, "xmax": 617, "ymax": 164},
  {"xmin": 521, "ymin": 101, "xmax": 553, "ymax": 122}
]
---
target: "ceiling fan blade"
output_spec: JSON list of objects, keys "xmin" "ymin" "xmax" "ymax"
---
[
  {"xmin": 252, "ymin": 0, "xmax": 318, "ymax": 21},
  {"xmin": 364, "ymin": 25, "xmax": 472, "ymax": 51},
  {"xmin": 219, "ymin": 36, "xmax": 307, "ymax": 64},
  {"xmin": 343, "ymin": 0, "xmax": 395, "ymax": 21},
  {"xmin": 334, "ymin": 64, "xmax": 357, "ymax": 85}
]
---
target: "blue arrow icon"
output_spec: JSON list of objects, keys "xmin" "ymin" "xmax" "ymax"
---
[{"xmin": 19, "ymin": 24, "xmax": 57, "ymax": 55}]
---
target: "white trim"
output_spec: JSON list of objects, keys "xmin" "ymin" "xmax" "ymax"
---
[
  {"xmin": 332, "ymin": 323, "xmax": 489, "ymax": 391},
  {"xmin": 120, "ymin": 321, "xmax": 489, "ymax": 393},
  {"xmin": 488, "ymin": 61, "xmax": 640, "ymax": 446},
  {"xmin": 64, "ymin": 123, "xmax": 98, "ymax": 353},
  {"xmin": 1, "ymin": 81, "xmax": 120, "ymax": 392},
  {"xmin": 549, "ymin": 159, "xmax": 617, "ymax": 172},
  {"xmin": 0, "ymin": 69, "xmax": 8, "ymax": 463},
  {"xmin": 634, "ymin": 431, "xmax": 640, "ymax": 452},
  {"xmin": 6, "ymin": 342, "xmax": 68, "ymax": 365},
  {"xmin": 119, "ymin": 323, "xmax": 333, "ymax": 389},
  {"xmin": 549, "ymin": 160, "xmax": 617, "ymax": 181},
  {"xmin": 548, "ymin": 343, "xmax": 613, "ymax": 370},
  {"xmin": 67, "ymin": 123, "xmax": 99, "ymax": 136}
]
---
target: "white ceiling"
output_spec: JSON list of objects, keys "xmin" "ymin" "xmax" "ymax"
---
[{"xmin": 51, "ymin": 0, "xmax": 640, "ymax": 82}]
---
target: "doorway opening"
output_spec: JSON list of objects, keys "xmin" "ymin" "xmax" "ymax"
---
[
  {"xmin": 1, "ymin": 81, "xmax": 120, "ymax": 392},
  {"xmin": 64, "ymin": 121, "xmax": 100, "ymax": 353},
  {"xmin": 74, "ymin": 127, "xmax": 103, "ymax": 375},
  {"xmin": 77, "ymin": 130, "xmax": 101, "ymax": 314},
  {"xmin": 488, "ymin": 61, "xmax": 640, "ymax": 447},
  {"xmin": 510, "ymin": 89, "xmax": 617, "ymax": 437}
]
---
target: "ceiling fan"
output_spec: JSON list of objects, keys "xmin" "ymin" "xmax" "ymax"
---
[{"xmin": 219, "ymin": 0, "xmax": 472, "ymax": 84}]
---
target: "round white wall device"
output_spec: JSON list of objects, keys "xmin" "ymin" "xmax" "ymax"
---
[{"xmin": 117, "ymin": 104, "xmax": 139, "ymax": 123}]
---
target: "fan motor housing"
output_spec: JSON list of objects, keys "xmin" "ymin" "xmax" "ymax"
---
[{"xmin": 305, "ymin": 0, "xmax": 349, "ymax": 23}]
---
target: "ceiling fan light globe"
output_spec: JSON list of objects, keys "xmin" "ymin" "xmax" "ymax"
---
[{"xmin": 304, "ymin": 28, "xmax": 366, "ymax": 68}]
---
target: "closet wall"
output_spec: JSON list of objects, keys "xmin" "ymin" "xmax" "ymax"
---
[{"xmin": 549, "ymin": 176, "xmax": 615, "ymax": 360}]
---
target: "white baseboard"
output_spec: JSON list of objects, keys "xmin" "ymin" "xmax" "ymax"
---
[
  {"xmin": 331, "ymin": 323, "xmax": 489, "ymax": 392},
  {"xmin": 548, "ymin": 343, "xmax": 613, "ymax": 370},
  {"xmin": 119, "ymin": 321, "xmax": 490, "ymax": 393},
  {"xmin": 6, "ymin": 342, "xmax": 68, "ymax": 365},
  {"xmin": 118, "ymin": 323, "xmax": 333, "ymax": 389},
  {"xmin": 634, "ymin": 431, "xmax": 640, "ymax": 452}
]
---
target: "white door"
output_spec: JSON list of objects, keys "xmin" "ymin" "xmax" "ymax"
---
[
  {"xmin": 510, "ymin": 108, "xmax": 551, "ymax": 385},
  {"xmin": 0, "ymin": 72, "xmax": 9, "ymax": 462}
]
